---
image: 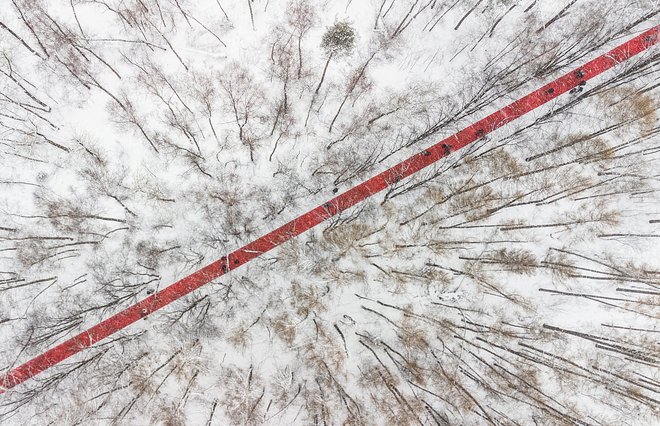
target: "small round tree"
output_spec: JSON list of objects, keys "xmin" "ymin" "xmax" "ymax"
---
[
  {"xmin": 321, "ymin": 21, "xmax": 356, "ymax": 56},
  {"xmin": 307, "ymin": 22, "xmax": 357, "ymax": 126}
]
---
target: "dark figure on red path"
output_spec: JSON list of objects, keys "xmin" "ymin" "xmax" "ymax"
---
[{"xmin": 570, "ymin": 80, "xmax": 587, "ymax": 95}]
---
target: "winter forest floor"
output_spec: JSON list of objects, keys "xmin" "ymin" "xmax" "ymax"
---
[{"xmin": 1, "ymin": 0, "xmax": 660, "ymax": 425}]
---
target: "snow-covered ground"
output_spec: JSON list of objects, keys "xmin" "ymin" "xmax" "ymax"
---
[{"xmin": 1, "ymin": 0, "xmax": 659, "ymax": 424}]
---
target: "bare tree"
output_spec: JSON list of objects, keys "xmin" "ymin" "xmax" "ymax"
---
[
  {"xmin": 219, "ymin": 63, "xmax": 266, "ymax": 162},
  {"xmin": 286, "ymin": 0, "xmax": 316, "ymax": 79}
]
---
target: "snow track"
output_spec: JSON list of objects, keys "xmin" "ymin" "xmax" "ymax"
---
[{"xmin": 1, "ymin": 24, "xmax": 659, "ymax": 394}]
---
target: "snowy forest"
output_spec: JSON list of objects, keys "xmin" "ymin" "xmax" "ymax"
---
[{"xmin": 1, "ymin": 0, "xmax": 659, "ymax": 424}]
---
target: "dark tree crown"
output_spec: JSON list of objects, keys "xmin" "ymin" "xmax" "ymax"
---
[{"xmin": 321, "ymin": 21, "xmax": 356, "ymax": 55}]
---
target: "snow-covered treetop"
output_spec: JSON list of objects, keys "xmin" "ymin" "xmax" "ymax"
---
[{"xmin": 321, "ymin": 21, "xmax": 356, "ymax": 56}]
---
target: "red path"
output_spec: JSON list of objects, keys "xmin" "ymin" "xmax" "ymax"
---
[{"xmin": 2, "ymin": 25, "xmax": 659, "ymax": 394}]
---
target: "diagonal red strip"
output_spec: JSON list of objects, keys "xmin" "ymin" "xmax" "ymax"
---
[{"xmin": 1, "ymin": 25, "xmax": 659, "ymax": 394}]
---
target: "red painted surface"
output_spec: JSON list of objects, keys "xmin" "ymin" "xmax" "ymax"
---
[{"xmin": 1, "ymin": 25, "xmax": 658, "ymax": 394}]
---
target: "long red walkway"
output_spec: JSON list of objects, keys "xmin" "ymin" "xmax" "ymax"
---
[{"xmin": 2, "ymin": 25, "xmax": 659, "ymax": 394}]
